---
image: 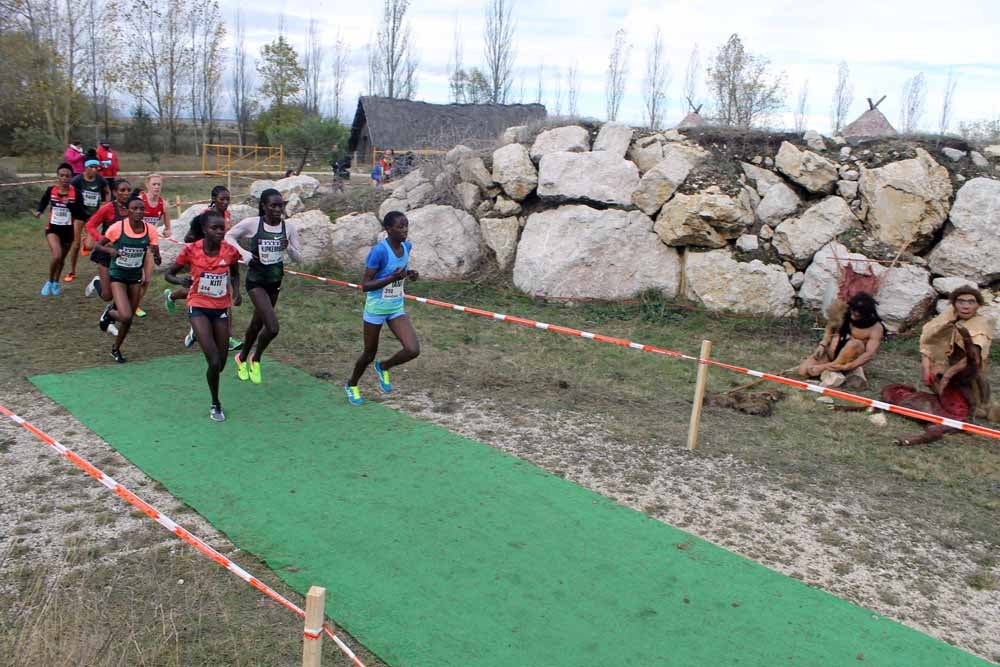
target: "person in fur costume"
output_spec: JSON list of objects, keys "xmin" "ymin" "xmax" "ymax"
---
[{"xmin": 796, "ymin": 292, "xmax": 886, "ymax": 389}]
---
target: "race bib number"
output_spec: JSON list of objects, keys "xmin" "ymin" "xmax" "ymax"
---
[
  {"xmin": 50, "ymin": 206, "xmax": 72, "ymax": 226},
  {"xmin": 115, "ymin": 246, "xmax": 145, "ymax": 268},
  {"xmin": 83, "ymin": 190, "xmax": 100, "ymax": 207},
  {"xmin": 258, "ymin": 238, "xmax": 284, "ymax": 265},
  {"xmin": 197, "ymin": 272, "xmax": 228, "ymax": 298},
  {"xmin": 382, "ymin": 279, "xmax": 405, "ymax": 300},
  {"xmin": 143, "ymin": 215, "xmax": 161, "ymax": 226}
]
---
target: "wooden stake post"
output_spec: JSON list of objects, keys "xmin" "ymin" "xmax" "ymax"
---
[
  {"xmin": 302, "ymin": 585, "xmax": 326, "ymax": 667},
  {"xmin": 174, "ymin": 194, "xmax": 182, "ymax": 220},
  {"xmin": 687, "ymin": 340, "xmax": 712, "ymax": 450}
]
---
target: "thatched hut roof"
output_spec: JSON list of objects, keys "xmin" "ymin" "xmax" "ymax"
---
[
  {"xmin": 841, "ymin": 108, "xmax": 897, "ymax": 140},
  {"xmin": 348, "ymin": 97, "xmax": 547, "ymax": 152},
  {"xmin": 677, "ymin": 111, "xmax": 706, "ymax": 129}
]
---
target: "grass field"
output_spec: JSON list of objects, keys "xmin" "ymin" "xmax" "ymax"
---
[{"xmin": 2, "ymin": 182, "xmax": 999, "ymax": 664}]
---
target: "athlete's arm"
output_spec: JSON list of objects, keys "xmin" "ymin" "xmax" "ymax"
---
[
  {"xmin": 224, "ymin": 218, "xmax": 256, "ymax": 263},
  {"xmin": 33, "ymin": 189, "xmax": 51, "ymax": 217},
  {"xmin": 230, "ymin": 263, "xmax": 242, "ymax": 307},
  {"xmin": 86, "ymin": 205, "xmax": 108, "ymax": 241},
  {"xmin": 141, "ymin": 246, "xmax": 154, "ymax": 285},
  {"xmin": 360, "ymin": 266, "xmax": 407, "ymax": 292},
  {"xmin": 94, "ymin": 235, "xmax": 117, "ymax": 257},
  {"xmin": 161, "ymin": 205, "xmax": 171, "ymax": 235}
]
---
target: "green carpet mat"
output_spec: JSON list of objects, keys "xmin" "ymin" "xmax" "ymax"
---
[{"xmin": 30, "ymin": 356, "xmax": 987, "ymax": 666}]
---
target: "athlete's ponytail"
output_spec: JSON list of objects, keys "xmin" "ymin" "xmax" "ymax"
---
[{"xmin": 186, "ymin": 212, "xmax": 208, "ymax": 242}]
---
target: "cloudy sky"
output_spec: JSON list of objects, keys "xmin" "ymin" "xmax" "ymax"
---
[{"xmin": 230, "ymin": 0, "xmax": 999, "ymax": 134}]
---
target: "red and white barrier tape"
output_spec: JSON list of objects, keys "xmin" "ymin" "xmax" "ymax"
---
[
  {"xmin": 282, "ymin": 269, "xmax": 1000, "ymax": 442},
  {"xmin": 0, "ymin": 404, "xmax": 366, "ymax": 667}
]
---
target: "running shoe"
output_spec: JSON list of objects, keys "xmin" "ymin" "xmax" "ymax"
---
[
  {"xmin": 234, "ymin": 353, "xmax": 249, "ymax": 381},
  {"xmin": 41, "ymin": 281, "xmax": 52, "ymax": 296},
  {"xmin": 248, "ymin": 360, "xmax": 262, "ymax": 385},
  {"xmin": 135, "ymin": 308, "xmax": 147, "ymax": 318},
  {"xmin": 210, "ymin": 404, "xmax": 226, "ymax": 422},
  {"xmin": 85, "ymin": 276, "xmax": 100, "ymax": 297},
  {"xmin": 345, "ymin": 384, "xmax": 363, "ymax": 406},
  {"xmin": 107, "ymin": 323, "xmax": 119, "ymax": 336},
  {"xmin": 110, "ymin": 347, "xmax": 127, "ymax": 363},
  {"xmin": 99, "ymin": 304, "xmax": 113, "ymax": 331},
  {"xmin": 50, "ymin": 281, "xmax": 61, "ymax": 296},
  {"xmin": 63, "ymin": 272, "xmax": 76, "ymax": 282},
  {"xmin": 227, "ymin": 337, "xmax": 243, "ymax": 351},
  {"xmin": 373, "ymin": 360, "xmax": 392, "ymax": 393},
  {"xmin": 183, "ymin": 327, "xmax": 196, "ymax": 348},
  {"xmin": 163, "ymin": 288, "xmax": 176, "ymax": 313},
  {"xmin": 81, "ymin": 247, "xmax": 90, "ymax": 256}
]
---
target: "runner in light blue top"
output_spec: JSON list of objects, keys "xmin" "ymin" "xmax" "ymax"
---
[{"xmin": 345, "ymin": 211, "xmax": 420, "ymax": 405}]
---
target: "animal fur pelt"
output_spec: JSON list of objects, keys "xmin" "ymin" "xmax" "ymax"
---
[{"xmin": 706, "ymin": 388, "xmax": 786, "ymax": 417}]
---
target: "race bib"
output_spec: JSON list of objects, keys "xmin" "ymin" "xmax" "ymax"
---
[
  {"xmin": 258, "ymin": 238, "xmax": 284, "ymax": 265},
  {"xmin": 83, "ymin": 190, "xmax": 100, "ymax": 207},
  {"xmin": 197, "ymin": 271, "xmax": 228, "ymax": 298},
  {"xmin": 50, "ymin": 206, "xmax": 72, "ymax": 226},
  {"xmin": 382, "ymin": 279, "xmax": 405, "ymax": 300},
  {"xmin": 115, "ymin": 246, "xmax": 145, "ymax": 268},
  {"xmin": 143, "ymin": 215, "xmax": 161, "ymax": 226}
]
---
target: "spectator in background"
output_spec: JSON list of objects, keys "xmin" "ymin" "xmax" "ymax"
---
[
  {"xmin": 65, "ymin": 141, "xmax": 85, "ymax": 175},
  {"xmin": 97, "ymin": 139, "xmax": 119, "ymax": 180},
  {"xmin": 370, "ymin": 161, "xmax": 384, "ymax": 189},
  {"xmin": 380, "ymin": 149, "xmax": 394, "ymax": 183}
]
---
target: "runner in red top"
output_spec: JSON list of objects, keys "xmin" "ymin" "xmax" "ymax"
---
[
  {"xmin": 165, "ymin": 210, "xmax": 242, "ymax": 422},
  {"xmin": 97, "ymin": 140, "xmax": 119, "ymax": 179},
  {"xmin": 133, "ymin": 174, "xmax": 168, "ymax": 318},
  {"xmin": 32, "ymin": 163, "xmax": 81, "ymax": 296}
]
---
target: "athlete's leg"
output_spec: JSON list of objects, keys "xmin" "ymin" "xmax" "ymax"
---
[
  {"xmin": 109, "ymin": 282, "xmax": 136, "ymax": 349},
  {"xmin": 382, "ymin": 314, "xmax": 420, "ymax": 370},
  {"xmin": 191, "ymin": 314, "xmax": 229, "ymax": 406},
  {"xmin": 45, "ymin": 233, "xmax": 64, "ymax": 282},
  {"xmin": 67, "ymin": 220, "xmax": 83, "ymax": 275},
  {"xmin": 348, "ymin": 321, "xmax": 383, "ymax": 386},
  {"xmin": 246, "ymin": 286, "xmax": 280, "ymax": 363},
  {"xmin": 98, "ymin": 264, "xmax": 113, "ymax": 302}
]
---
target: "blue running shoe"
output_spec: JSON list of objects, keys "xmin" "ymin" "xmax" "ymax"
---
[
  {"xmin": 51, "ymin": 281, "xmax": 60, "ymax": 296},
  {"xmin": 373, "ymin": 361, "xmax": 392, "ymax": 393},
  {"xmin": 41, "ymin": 281, "xmax": 52, "ymax": 296},
  {"xmin": 345, "ymin": 384, "xmax": 363, "ymax": 406}
]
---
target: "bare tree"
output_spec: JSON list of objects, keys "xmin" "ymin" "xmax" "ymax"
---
[
  {"xmin": 793, "ymin": 79, "xmax": 809, "ymax": 133},
  {"xmin": 372, "ymin": 0, "xmax": 418, "ymax": 99},
  {"xmin": 830, "ymin": 60, "xmax": 853, "ymax": 133},
  {"xmin": 447, "ymin": 17, "xmax": 465, "ymax": 103},
  {"xmin": 83, "ymin": 0, "xmax": 117, "ymax": 142},
  {"xmin": 329, "ymin": 34, "xmax": 350, "ymax": 120},
  {"xmin": 552, "ymin": 67, "xmax": 562, "ymax": 116},
  {"xmin": 706, "ymin": 33, "xmax": 785, "ymax": 128},
  {"xmin": 566, "ymin": 64, "xmax": 579, "ymax": 116},
  {"xmin": 535, "ymin": 58, "xmax": 544, "ymax": 104},
  {"xmin": 938, "ymin": 69, "xmax": 958, "ymax": 135},
  {"xmin": 643, "ymin": 26, "xmax": 670, "ymax": 129},
  {"xmin": 302, "ymin": 17, "xmax": 323, "ymax": 115},
  {"xmin": 605, "ymin": 28, "xmax": 630, "ymax": 121},
  {"xmin": 187, "ymin": 0, "xmax": 225, "ymax": 149},
  {"xmin": 483, "ymin": 0, "xmax": 515, "ymax": 104},
  {"xmin": 899, "ymin": 72, "xmax": 927, "ymax": 133},
  {"xmin": 683, "ymin": 44, "xmax": 700, "ymax": 110},
  {"xmin": 229, "ymin": 10, "xmax": 255, "ymax": 145}
]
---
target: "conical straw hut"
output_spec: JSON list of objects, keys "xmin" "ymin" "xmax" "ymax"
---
[{"xmin": 841, "ymin": 97, "xmax": 897, "ymax": 140}]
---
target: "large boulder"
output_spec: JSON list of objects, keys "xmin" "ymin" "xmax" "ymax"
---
[
  {"xmin": 772, "ymin": 197, "xmax": 858, "ymax": 268},
  {"xmin": 755, "ymin": 181, "xmax": 801, "ymax": 226},
  {"xmin": 932, "ymin": 276, "xmax": 978, "ymax": 296},
  {"xmin": 858, "ymin": 148, "xmax": 952, "ymax": 250},
  {"xmin": 160, "ymin": 203, "xmax": 256, "ymax": 268},
  {"xmin": 501, "ymin": 125, "xmax": 529, "ymax": 145},
  {"xmin": 274, "ymin": 174, "xmax": 321, "ymax": 199},
  {"xmin": 445, "ymin": 144, "xmax": 474, "ymax": 167},
  {"xmin": 455, "ymin": 182, "xmax": 482, "ymax": 212},
  {"xmin": 529, "ymin": 125, "xmax": 590, "ymax": 162},
  {"xmin": 653, "ymin": 187, "xmax": 753, "ymax": 248},
  {"xmin": 927, "ymin": 177, "xmax": 1000, "ymax": 284},
  {"xmin": 631, "ymin": 153, "xmax": 692, "ymax": 216},
  {"xmin": 249, "ymin": 179, "xmax": 276, "ymax": 200},
  {"xmin": 330, "ymin": 212, "xmax": 382, "ymax": 270},
  {"xmin": 875, "ymin": 264, "xmax": 936, "ymax": 330},
  {"xmin": 458, "ymin": 157, "xmax": 495, "ymax": 191},
  {"xmin": 491, "ymin": 143, "xmax": 538, "ymax": 201},
  {"xmin": 286, "ymin": 210, "xmax": 335, "ymax": 265},
  {"xmin": 513, "ymin": 205, "xmax": 680, "ymax": 300},
  {"xmin": 798, "ymin": 242, "xmax": 872, "ymax": 310},
  {"xmin": 378, "ymin": 197, "xmax": 410, "ymax": 221},
  {"xmin": 592, "ymin": 122, "xmax": 634, "ymax": 159},
  {"xmin": 775, "ymin": 141, "xmax": 839, "ymax": 193},
  {"xmin": 480, "ymin": 217, "xmax": 521, "ymax": 270},
  {"xmin": 741, "ymin": 162, "xmax": 784, "ymax": 196},
  {"xmin": 627, "ymin": 135, "xmax": 664, "ymax": 174},
  {"xmin": 537, "ymin": 151, "xmax": 640, "ymax": 207},
  {"xmin": 684, "ymin": 250, "xmax": 796, "ymax": 317},
  {"xmin": 403, "ymin": 205, "xmax": 482, "ymax": 279}
]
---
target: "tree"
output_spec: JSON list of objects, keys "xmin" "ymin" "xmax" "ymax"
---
[
  {"xmin": 938, "ymin": 70, "xmax": 958, "ymax": 135},
  {"xmin": 566, "ymin": 64, "xmax": 579, "ymax": 117},
  {"xmin": 12, "ymin": 127, "xmax": 63, "ymax": 173},
  {"xmin": 605, "ymin": 29, "xmax": 630, "ymax": 121},
  {"xmin": 706, "ymin": 33, "xmax": 785, "ymax": 128},
  {"xmin": 793, "ymin": 79, "xmax": 809, "ymax": 133},
  {"xmin": 229, "ymin": 10, "xmax": 256, "ymax": 145},
  {"xmin": 302, "ymin": 18, "xmax": 323, "ymax": 115},
  {"xmin": 447, "ymin": 19, "xmax": 466, "ymax": 103},
  {"xmin": 535, "ymin": 59, "xmax": 545, "ymax": 104},
  {"xmin": 371, "ymin": 0, "xmax": 418, "ymax": 99},
  {"xmin": 464, "ymin": 68, "xmax": 491, "ymax": 104},
  {"xmin": 83, "ymin": 0, "xmax": 119, "ymax": 142},
  {"xmin": 483, "ymin": 0, "xmax": 515, "ymax": 104},
  {"xmin": 189, "ymin": 0, "xmax": 226, "ymax": 149},
  {"xmin": 552, "ymin": 67, "xmax": 562, "ymax": 116},
  {"xmin": 270, "ymin": 116, "xmax": 348, "ymax": 174},
  {"xmin": 329, "ymin": 35, "xmax": 351, "ymax": 121},
  {"xmin": 643, "ymin": 26, "xmax": 670, "ymax": 129},
  {"xmin": 899, "ymin": 72, "xmax": 927, "ymax": 133},
  {"xmin": 123, "ymin": 104, "xmax": 160, "ymax": 161},
  {"xmin": 257, "ymin": 35, "xmax": 305, "ymax": 127},
  {"xmin": 830, "ymin": 60, "xmax": 853, "ymax": 133},
  {"xmin": 683, "ymin": 44, "xmax": 700, "ymax": 109}
]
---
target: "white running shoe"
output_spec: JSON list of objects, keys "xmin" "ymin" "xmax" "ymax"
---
[
  {"xmin": 184, "ymin": 327, "xmax": 196, "ymax": 348},
  {"xmin": 107, "ymin": 323, "xmax": 119, "ymax": 336},
  {"xmin": 85, "ymin": 276, "xmax": 100, "ymax": 297}
]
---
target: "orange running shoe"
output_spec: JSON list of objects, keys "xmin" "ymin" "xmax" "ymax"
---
[{"xmin": 63, "ymin": 272, "xmax": 76, "ymax": 282}]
